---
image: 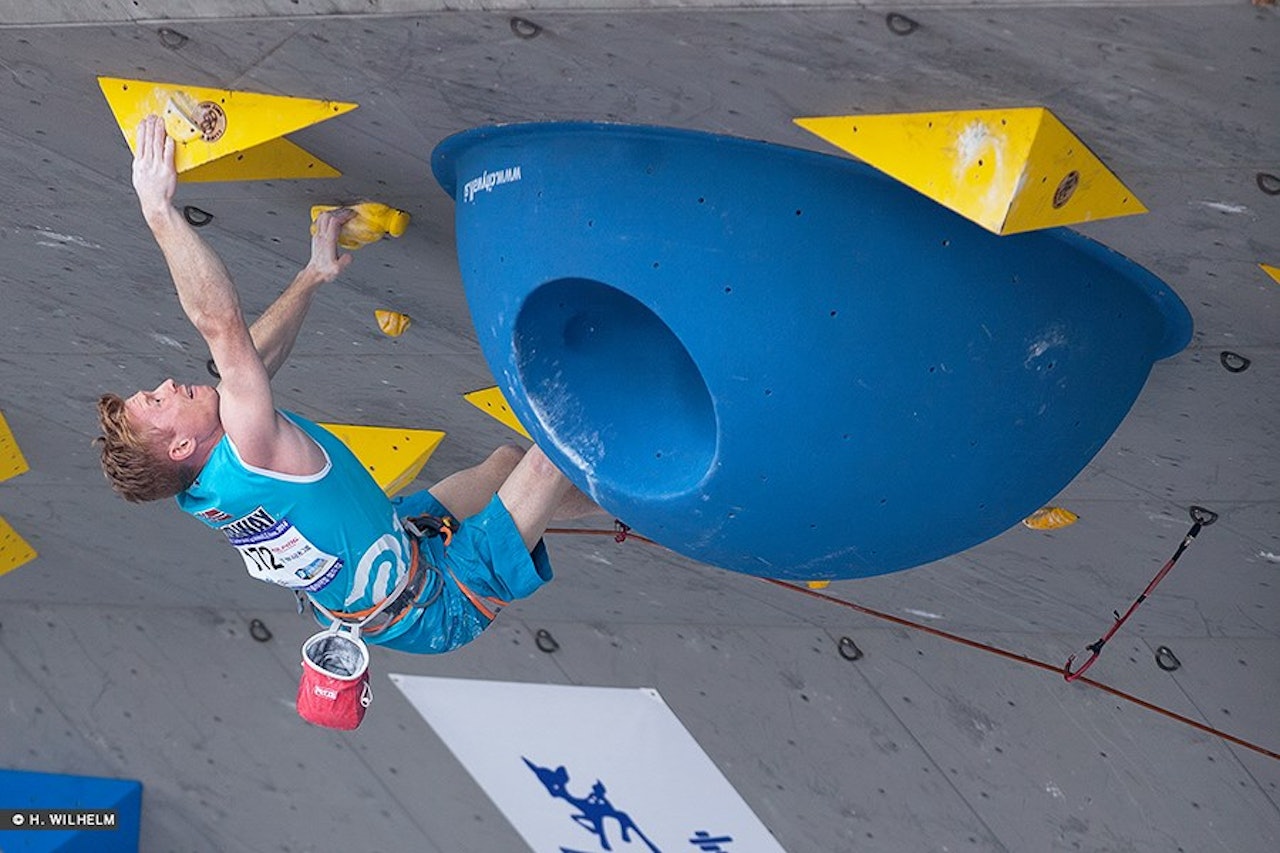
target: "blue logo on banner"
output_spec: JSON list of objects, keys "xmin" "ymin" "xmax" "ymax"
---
[
  {"xmin": 523, "ymin": 757, "xmax": 736, "ymax": 852},
  {"xmin": 686, "ymin": 830, "xmax": 735, "ymax": 852}
]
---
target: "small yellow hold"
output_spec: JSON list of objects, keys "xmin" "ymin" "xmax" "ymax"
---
[
  {"xmin": 312, "ymin": 202, "xmax": 410, "ymax": 250},
  {"xmin": 375, "ymin": 309, "xmax": 412, "ymax": 337},
  {"xmin": 462, "ymin": 386, "xmax": 532, "ymax": 440},
  {"xmin": 0, "ymin": 411, "xmax": 30, "ymax": 483},
  {"xmin": 1022, "ymin": 506, "xmax": 1079, "ymax": 530},
  {"xmin": 806, "ymin": 580, "xmax": 832, "ymax": 589},
  {"xmin": 0, "ymin": 516, "xmax": 37, "ymax": 577},
  {"xmin": 1260, "ymin": 263, "xmax": 1280, "ymax": 286}
]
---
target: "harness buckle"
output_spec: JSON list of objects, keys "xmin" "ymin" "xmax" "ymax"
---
[{"xmin": 404, "ymin": 513, "xmax": 458, "ymax": 546}]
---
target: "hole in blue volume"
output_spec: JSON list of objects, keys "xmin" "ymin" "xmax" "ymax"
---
[{"xmin": 514, "ymin": 278, "xmax": 717, "ymax": 498}]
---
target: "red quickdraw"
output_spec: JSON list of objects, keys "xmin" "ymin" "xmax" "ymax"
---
[{"xmin": 1062, "ymin": 505, "xmax": 1217, "ymax": 682}]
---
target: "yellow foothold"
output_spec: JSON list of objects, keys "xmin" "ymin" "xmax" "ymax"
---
[
  {"xmin": 463, "ymin": 386, "xmax": 532, "ymax": 440},
  {"xmin": 1260, "ymin": 263, "xmax": 1280, "ymax": 286},
  {"xmin": 1022, "ymin": 506, "xmax": 1080, "ymax": 530},
  {"xmin": 97, "ymin": 75, "xmax": 356, "ymax": 182},
  {"xmin": 0, "ymin": 411, "xmax": 30, "ymax": 483},
  {"xmin": 318, "ymin": 424, "xmax": 445, "ymax": 497},
  {"xmin": 795, "ymin": 107, "xmax": 1146, "ymax": 235},
  {"xmin": 311, "ymin": 202, "xmax": 411, "ymax": 250},
  {"xmin": 0, "ymin": 516, "xmax": 37, "ymax": 577},
  {"xmin": 375, "ymin": 309, "xmax": 412, "ymax": 337},
  {"xmin": 806, "ymin": 580, "xmax": 832, "ymax": 589}
]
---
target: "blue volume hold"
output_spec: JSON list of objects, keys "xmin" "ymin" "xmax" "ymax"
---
[{"xmin": 432, "ymin": 122, "xmax": 1191, "ymax": 580}]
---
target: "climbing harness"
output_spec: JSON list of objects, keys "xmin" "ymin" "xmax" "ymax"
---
[
  {"xmin": 449, "ymin": 568, "xmax": 511, "ymax": 621},
  {"xmin": 316, "ymin": 536, "xmax": 435, "ymax": 636},
  {"xmin": 1062, "ymin": 505, "xmax": 1218, "ymax": 682},
  {"xmin": 403, "ymin": 513, "xmax": 510, "ymax": 621}
]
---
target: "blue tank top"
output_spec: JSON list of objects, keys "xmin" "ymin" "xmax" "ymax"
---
[{"xmin": 176, "ymin": 412, "xmax": 413, "ymax": 619}]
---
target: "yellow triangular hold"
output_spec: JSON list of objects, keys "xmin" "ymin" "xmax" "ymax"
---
[
  {"xmin": 795, "ymin": 107, "xmax": 1146, "ymax": 235},
  {"xmin": 1260, "ymin": 263, "xmax": 1280, "ymax": 286},
  {"xmin": 98, "ymin": 76, "xmax": 356, "ymax": 181},
  {"xmin": 0, "ymin": 516, "xmax": 37, "ymax": 577},
  {"xmin": 318, "ymin": 424, "xmax": 445, "ymax": 497},
  {"xmin": 0, "ymin": 411, "xmax": 30, "ymax": 483},
  {"xmin": 464, "ymin": 386, "xmax": 532, "ymax": 440}
]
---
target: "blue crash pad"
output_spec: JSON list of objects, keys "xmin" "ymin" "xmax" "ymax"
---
[{"xmin": 432, "ymin": 122, "xmax": 1191, "ymax": 580}]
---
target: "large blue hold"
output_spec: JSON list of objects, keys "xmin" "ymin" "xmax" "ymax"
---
[{"xmin": 432, "ymin": 123, "xmax": 1191, "ymax": 580}]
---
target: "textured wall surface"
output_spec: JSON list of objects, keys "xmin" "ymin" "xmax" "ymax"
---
[{"xmin": 0, "ymin": 4, "xmax": 1275, "ymax": 852}]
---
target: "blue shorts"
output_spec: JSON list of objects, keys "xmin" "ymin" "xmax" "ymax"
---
[{"xmin": 374, "ymin": 490, "xmax": 553, "ymax": 654}]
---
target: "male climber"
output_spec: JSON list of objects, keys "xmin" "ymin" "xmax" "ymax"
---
[{"xmin": 95, "ymin": 115, "xmax": 599, "ymax": 653}]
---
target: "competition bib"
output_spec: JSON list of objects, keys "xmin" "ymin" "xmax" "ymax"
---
[{"xmin": 219, "ymin": 506, "xmax": 342, "ymax": 592}]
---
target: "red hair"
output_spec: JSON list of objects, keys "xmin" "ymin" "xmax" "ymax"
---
[{"xmin": 94, "ymin": 393, "xmax": 195, "ymax": 502}]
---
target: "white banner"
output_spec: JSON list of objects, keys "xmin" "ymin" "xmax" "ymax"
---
[{"xmin": 389, "ymin": 675, "xmax": 787, "ymax": 853}]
